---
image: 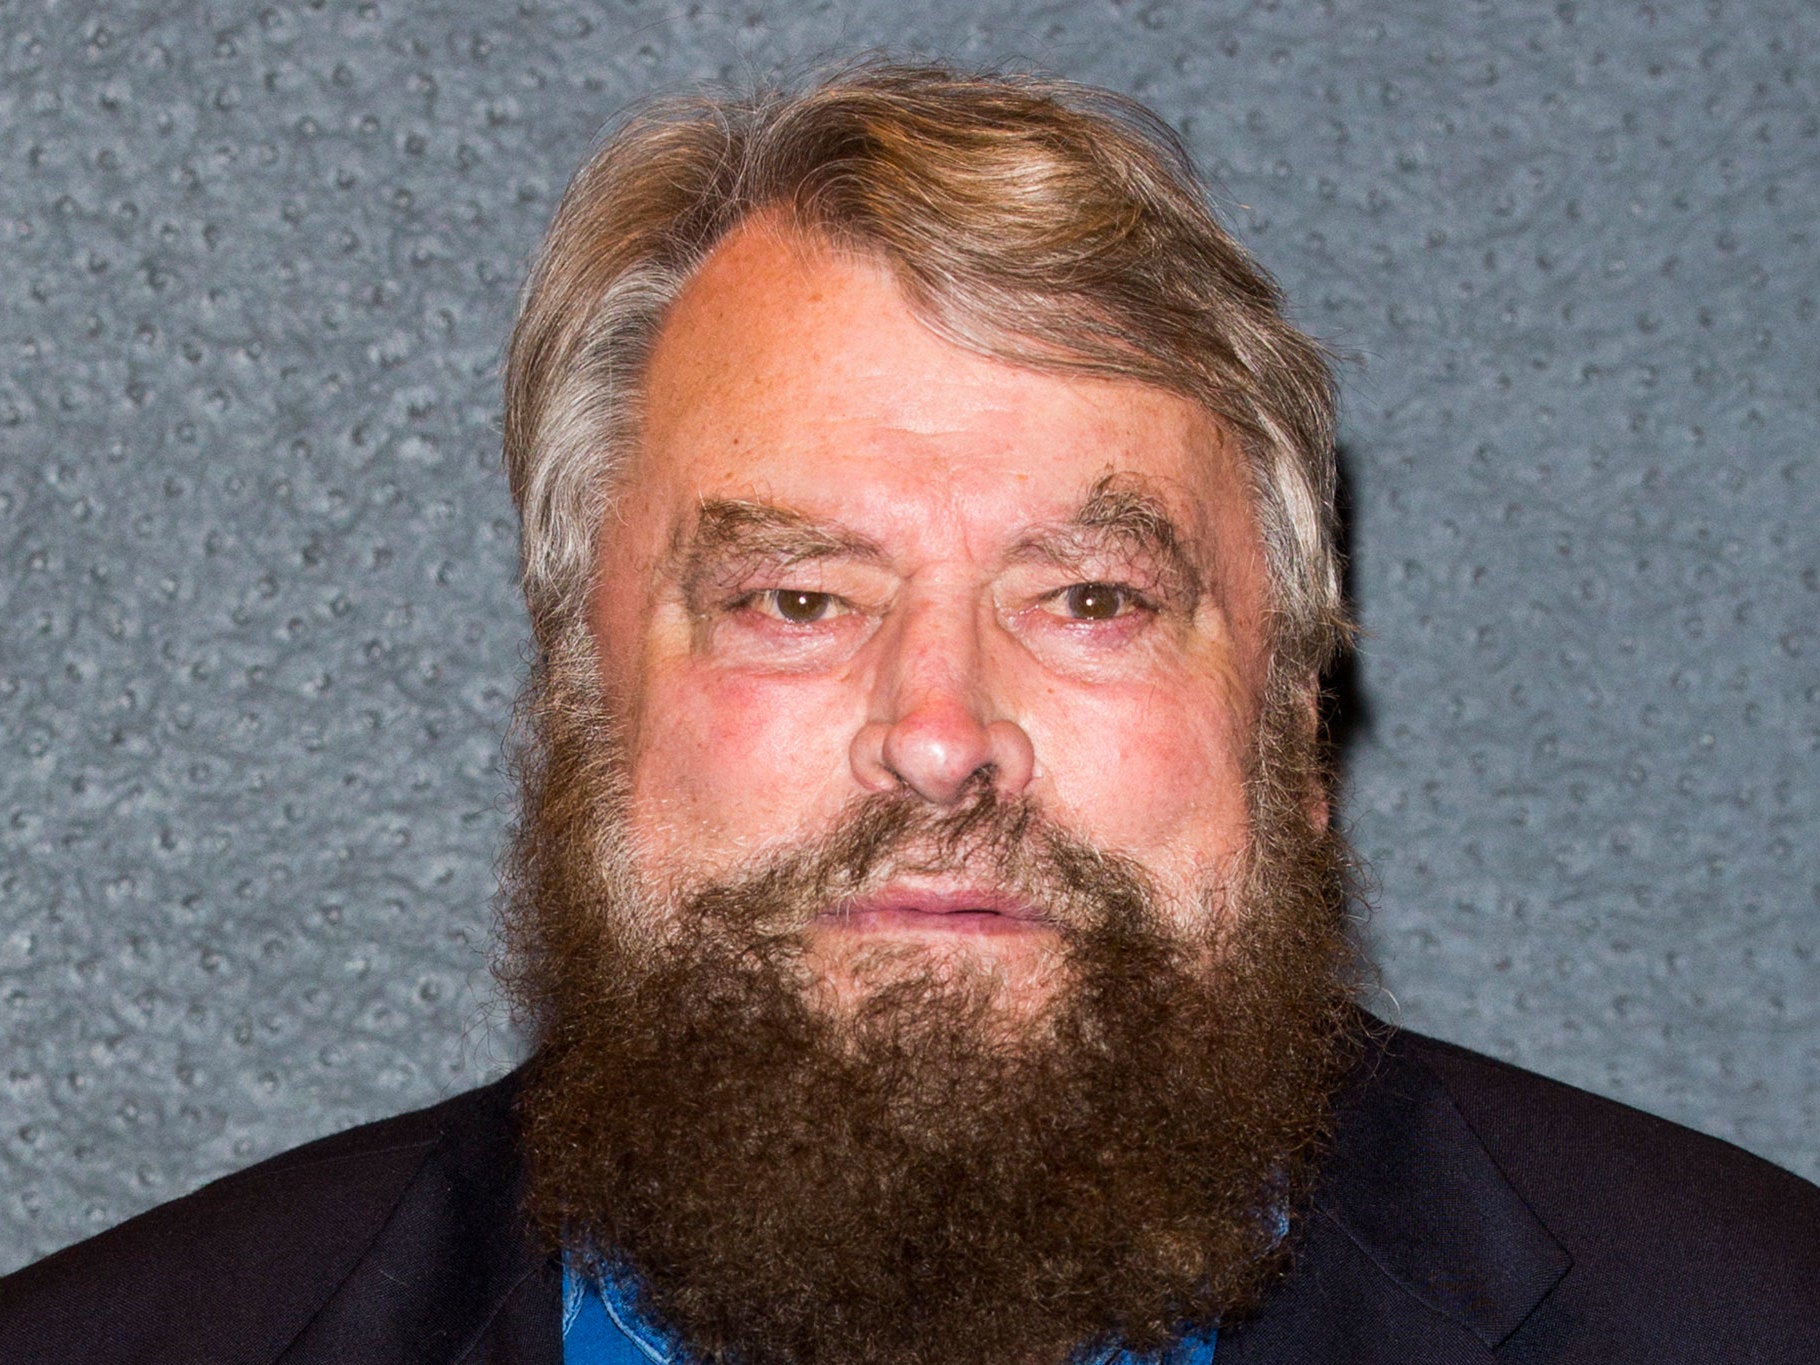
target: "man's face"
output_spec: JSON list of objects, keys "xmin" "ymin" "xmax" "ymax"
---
[
  {"xmin": 515, "ymin": 219, "xmax": 1354, "ymax": 1360},
  {"xmin": 588, "ymin": 219, "xmax": 1277, "ymax": 1011}
]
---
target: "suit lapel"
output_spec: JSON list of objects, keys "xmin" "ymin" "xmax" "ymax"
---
[{"xmin": 1219, "ymin": 1029, "xmax": 1572, "ymax": 1362}]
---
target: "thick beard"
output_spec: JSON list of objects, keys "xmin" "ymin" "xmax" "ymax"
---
[{"xmin": 499, "ymin": 640, "xmax": 1362, "ymax": 1365}]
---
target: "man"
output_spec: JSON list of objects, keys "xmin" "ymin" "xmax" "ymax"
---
[{"xmin": 2, "ymin": 62, "xmax": 1815, "ymax": 1364}]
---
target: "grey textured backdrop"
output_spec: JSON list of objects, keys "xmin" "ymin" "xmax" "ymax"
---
[{"xmin": 1, "ymin": 0, "xmax": 1814, "ymax": 1273}]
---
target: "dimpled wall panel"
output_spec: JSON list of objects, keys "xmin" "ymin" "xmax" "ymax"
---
[{"xmin": 1, "ymin": 0, "xmax": 1814, "ymax": 1272}]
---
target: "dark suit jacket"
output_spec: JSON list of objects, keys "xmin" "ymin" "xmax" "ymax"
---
[{"xmin": 3, "ymin": 1026, "xmax": 1816, "ymax": 1363}]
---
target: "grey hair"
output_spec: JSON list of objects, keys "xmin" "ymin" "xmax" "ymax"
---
[{"xmin": 504, "ymin": 61, "xmax": 1351, "ymax": 678}]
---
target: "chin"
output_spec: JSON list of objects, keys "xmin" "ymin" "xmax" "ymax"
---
[{"xmin": 801, "ymin": 930, "xmax": 1068, "ymax": 1026}]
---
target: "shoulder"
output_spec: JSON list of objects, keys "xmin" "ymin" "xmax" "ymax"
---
[
  {"xmin": 0, "ymin": 1071, "xmax": 524, "ymax": 1364},
  {"xmin": 1240, "ymin": 1026, "xmax": 1819, "ymax": 1362},
  {"xmin": 1398, "ymin": 1027, "xmax": 1820, "ymax": 1250},
  {"xmin": 1387, "ymin": 1027, "xmax": 1820, "ymax": 1352}
]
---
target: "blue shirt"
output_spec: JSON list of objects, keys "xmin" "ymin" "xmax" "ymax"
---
[{"xmin": 560, "ymin": 1260, "xmax": 1218, "ymax": 1364}]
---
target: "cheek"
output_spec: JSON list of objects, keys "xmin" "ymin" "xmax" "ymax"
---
[
  {"xmin": 626, "ymin": 667, "xmax": 858, "ymax": 850},
  {"xmin": 1026, "ymin": 675, "xmax": 1253, "ymax": 864}
]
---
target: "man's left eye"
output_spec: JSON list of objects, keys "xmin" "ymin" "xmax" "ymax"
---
[
  {"xmin": 1052, "ymin": 582, "xmax": 1140, "ymax": 621},
  {"xmin": 759, "ymin": 589, "xmax": 838, "ymax": 624}
]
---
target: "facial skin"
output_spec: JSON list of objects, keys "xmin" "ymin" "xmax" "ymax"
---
[{"xmin": 588, "ymin": 218, "xmax": 1277, "ymax": 1011}]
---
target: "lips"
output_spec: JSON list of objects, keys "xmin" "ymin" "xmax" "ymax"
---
[{"xmin": 823, "ymin": 886, "xmax": 1051, "ymax": 937}]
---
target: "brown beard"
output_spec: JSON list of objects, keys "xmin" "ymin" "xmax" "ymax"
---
[{"xmin": 500, "ymin": 644, "xmax": 1361, "ymax": 1365}]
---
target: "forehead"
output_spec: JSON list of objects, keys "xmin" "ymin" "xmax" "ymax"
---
[{"xmin": 629, "ymin": 219, "xmax": 1253, "ymax": 549}]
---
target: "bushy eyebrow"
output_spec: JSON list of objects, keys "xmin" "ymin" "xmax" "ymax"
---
[
  {"xmin": 674, "ymin": 478, "xmax": 1202, "ymax": 608},
  {"xmin": 1010, "ymin": 476, "xmax": 1203, "ymax": 601},
  {"xmin": 675, "ymin": 498, "xmax": 887, "ymax": 606}
]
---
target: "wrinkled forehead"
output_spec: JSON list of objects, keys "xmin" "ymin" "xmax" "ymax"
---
[{"xmin": 620, "ymin": 218, "xmax": 1263, "ymax": 568}]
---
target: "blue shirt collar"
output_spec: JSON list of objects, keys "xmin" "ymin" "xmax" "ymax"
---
[{"xmin": 561, "ymin": 1257, "xmax": 1218, "ymax": 1364}]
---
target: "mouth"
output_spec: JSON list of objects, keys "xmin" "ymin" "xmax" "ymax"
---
[{"xmin": 821, "ymin": 885, "xmax": 1052, "ymax": 938}]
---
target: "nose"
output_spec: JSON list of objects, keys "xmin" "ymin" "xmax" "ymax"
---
[{"xmin": 848, "ymin": 604, "xmax": 1036, "ymax": 806}]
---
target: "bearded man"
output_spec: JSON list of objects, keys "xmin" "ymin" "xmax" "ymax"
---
[{"xmin": 3, "ymin": 63, "xmax": 1815, "ymax": 1365}]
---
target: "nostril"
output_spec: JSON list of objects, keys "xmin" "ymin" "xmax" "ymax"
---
[
  {"xmin": 849, "ymin": 720, "xmax": 900, "ymax": 794},
  {"xmin": 983, "ymin": 719, "xmax": 1036, "ymax": 796}
]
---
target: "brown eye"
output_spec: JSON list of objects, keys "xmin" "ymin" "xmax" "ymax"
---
[
  {"xmin": 1061, "ymin": 582, "xmax": 1127, "ymax": 620},
  {"xmin": 771, "ymin": 590, "xmax": 834, "ymax": 623}
]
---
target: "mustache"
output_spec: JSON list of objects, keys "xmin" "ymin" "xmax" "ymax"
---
[{"xmin": 674, "ymin": 782, "xmax": 1161, "ymax": 941}]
